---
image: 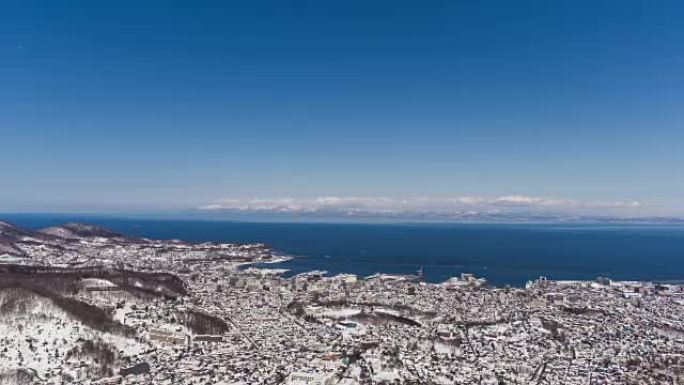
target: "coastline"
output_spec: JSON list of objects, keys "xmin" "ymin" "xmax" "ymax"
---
[
  {"xmin": 239, "ymin": 252, "xmax": 679, "ymax": 292},
  {"xmin": 6, "ymin": 215, "xmax": 684, "ymax": 287}
]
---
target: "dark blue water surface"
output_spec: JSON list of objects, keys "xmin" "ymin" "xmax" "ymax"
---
[{"xmin": 3, "ymin": 214, "xmax": 684, "ymax": 287}]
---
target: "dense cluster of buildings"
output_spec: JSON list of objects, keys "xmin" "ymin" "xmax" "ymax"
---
[{"xmin": 1, "ymin": 222, "xmax": 683, "ymax": 384}]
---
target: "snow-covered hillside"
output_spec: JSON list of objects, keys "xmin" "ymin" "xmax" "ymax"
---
[{"xmin": 0, "ymin": 288, "xmax": 143, "ymax": 384}]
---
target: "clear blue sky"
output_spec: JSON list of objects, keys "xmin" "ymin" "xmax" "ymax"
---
[{"xmin": 1, "ymin": 0, "xmax": 683, "ymax": 215}]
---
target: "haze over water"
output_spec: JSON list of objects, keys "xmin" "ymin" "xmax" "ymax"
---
[{"xmin": 5, "ymin": 214, "xmax": 684, "ymax": 287}]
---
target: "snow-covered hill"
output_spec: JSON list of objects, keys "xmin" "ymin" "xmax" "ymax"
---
[{"xmin": 0, "ymin": 288, "xmax": 143, "ymax": 383}]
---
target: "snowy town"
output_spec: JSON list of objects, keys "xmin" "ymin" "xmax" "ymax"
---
[{"xmin": 1, "ymin": 221, "xmax": 684, "ymax": 384}]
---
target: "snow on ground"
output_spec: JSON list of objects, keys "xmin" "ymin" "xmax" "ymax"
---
[
  {"xmin": 0, "ymin": 254, "xmax": 23, "ymax": 263},
  {"xmin": 79, "ymin": 278, "xmax": 117, "ymax": 289},
  {"xmin": 374, "ymin": 308, "xmax": 401, "ymax": 317},
  {"xmin": 0, "ymin": 289, "xmax": 143, "ymax": 380},
  {"xmin": 373, "ymin": 369, "xmax": 402, "ymax": 382},
  {"xmin": 309, "ymin": 306, "xmax": 361, "ymax": 319}
]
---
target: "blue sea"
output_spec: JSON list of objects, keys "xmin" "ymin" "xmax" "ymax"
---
[{"xmin": 4, "ymin": 214, "xmax": 684, "ymax": 287}]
